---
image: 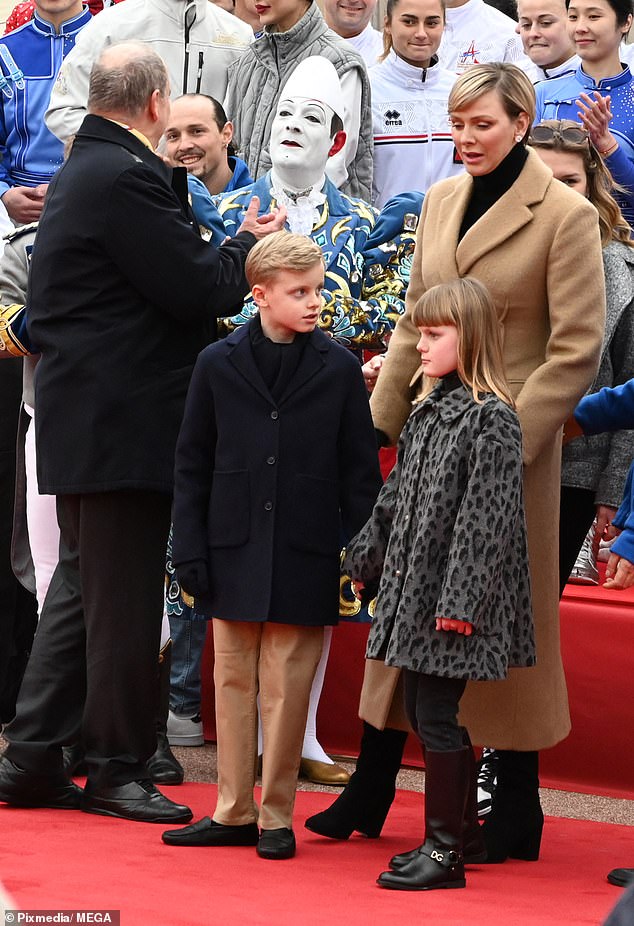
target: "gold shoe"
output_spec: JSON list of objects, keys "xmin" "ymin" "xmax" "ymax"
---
[{"xmin": 299, "ymin": 758, "xmax": 350, "ymax": 786}]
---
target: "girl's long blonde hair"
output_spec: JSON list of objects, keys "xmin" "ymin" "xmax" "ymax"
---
[
  {"xmin": 528, "ymin": 119, "xmax": 633, "ymax": 248},
  {"xmin": 412, "ymin": 277, "xmax": 515, "ymax": 407}
]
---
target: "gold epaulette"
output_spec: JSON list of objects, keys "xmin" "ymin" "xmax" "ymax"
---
[
  {"xmin": 0, "ymin": 303, "xmax": 29, "ymax": 356},
  {"xmin": 3, "ymin": 221, "xmax": 38, "ymax": 244}
]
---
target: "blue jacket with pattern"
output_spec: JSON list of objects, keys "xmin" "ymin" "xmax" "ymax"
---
[{"xmin": 215, "ymin": 173, "xmax": 423, "ymax": 350}]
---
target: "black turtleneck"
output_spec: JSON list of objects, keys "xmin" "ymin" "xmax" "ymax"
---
[
  {"xmin": 458, "ymin": 143, "xmax": 528, "ymax": 242},
  {"xmin": 249, "ymin": 314, "xmax": 309, "ymax": 401}
]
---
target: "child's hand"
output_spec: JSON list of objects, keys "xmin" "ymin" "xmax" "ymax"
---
[{"xmin": 435, "ymin": 617, "xmax": 473, "ymax": 636}]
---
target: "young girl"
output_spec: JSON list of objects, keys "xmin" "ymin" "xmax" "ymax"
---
[
  {"xmin": 529, "ymin": 120, "xmax": 634, "ymax": 586},
  {"xmin": 343, "ymin": 277, "xmax": 535, "ymax": 892}
]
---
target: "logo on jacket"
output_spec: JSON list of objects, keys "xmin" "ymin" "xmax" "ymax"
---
[
  {"xmin": 458, "ymin": 41, "xmax": 480, "ymax": 67},
  {"xmin": 384, "ymin": 109, "xmax": 402, "ymax": 126}
]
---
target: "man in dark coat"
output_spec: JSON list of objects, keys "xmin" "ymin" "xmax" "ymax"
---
[{"xmin": 0, "ymin": 40, "xmax": 285, "ymax": 824}]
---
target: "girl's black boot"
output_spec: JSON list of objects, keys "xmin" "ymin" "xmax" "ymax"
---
[{"xmin": 378, "ymin": 748, "xmax": 468, "ymax": 891}]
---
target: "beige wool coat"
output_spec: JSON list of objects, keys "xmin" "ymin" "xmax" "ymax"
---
[{"xmin": 364, "ymin": 149, "xmax": 606, "ymax": 751}]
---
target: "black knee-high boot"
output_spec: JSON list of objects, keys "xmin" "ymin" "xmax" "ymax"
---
[
  {"xmin": 388, "ymin": 727, "xmax": 486, "ymax": 870},
  {"xmin": 480, "ymin": 749, "xmax": 543, "ymax": 863},
  {"xmin": 304, "ymin": 722, "xmax": 407, "ymax": 839},
  {"xmin": 377, "ymin": 748, "xmax": 468, "ymax": 891}
]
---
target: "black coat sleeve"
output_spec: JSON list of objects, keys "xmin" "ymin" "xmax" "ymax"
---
[{"xmin": 104, "ymin": 164, "xmax": 255, "ymax": 322}]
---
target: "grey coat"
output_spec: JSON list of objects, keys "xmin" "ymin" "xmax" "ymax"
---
[
  {"xmin": 344, "ymin": 379, "xmax": 535, "ymax": 681},
  {"xmin": 562, "ymin": 241, "xmax": 634, "ymax": 507},
  {"xmin": 223, "ymin": 3, "xmax": 373, "ymax": 201}
]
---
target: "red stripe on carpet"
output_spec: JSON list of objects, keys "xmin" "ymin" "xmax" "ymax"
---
[{"xmin": 0, "ymin": 784, "xmax": 629, "ymax": 926}]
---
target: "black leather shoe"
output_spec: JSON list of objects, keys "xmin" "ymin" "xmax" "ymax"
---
[
  {"xmin": 162, "ymin": 816, "xmax": 259, "ymax": 846},
  {"xmin": 147, "ymin": 732, "xmax": 184, "ymax": 785},
  {"xmin": 378, "ymin": 845, "xmax": 466, "ymax": 891},
  {"xmin": 0, "ymin": 755, "xmax": 82, "ymax": 809},
  {"xmin": 607, "ymin": 868, "xmax": 634, "ymax": 888},
  {"xmin": 81, "ymin": 779, "xmax": 192, "ymax": 823},
  {"xmin": 257, "ymin": 827, "xmax": 296, "ymax": 860},
  {"xmin": 390, "ymin": 830, "xmax": 487, "ymax": 870}
]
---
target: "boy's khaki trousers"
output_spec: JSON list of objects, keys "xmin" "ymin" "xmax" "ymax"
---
[{"xmin": 212, "ymin": 617, "xmax": 324, "ymax": 830}]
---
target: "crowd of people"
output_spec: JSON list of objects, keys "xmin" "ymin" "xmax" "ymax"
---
[{"xmin": 0, "ymin": 0, "xmax": 632, "ymax": 916}]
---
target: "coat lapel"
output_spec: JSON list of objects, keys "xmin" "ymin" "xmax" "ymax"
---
[
  {"xmin": 225, "ymin": 324, "xmax": 329, "ymax": 406},
  {"xmin": 456, "ymin": 149, "xmax": 551, "ymax": 276},
  {"xmin": 278, "ymin": 330, "xmax": 329, "ymax": 405},
  {"xmin": 434, "ymin": 173, "xmax": 472, "ymax": 281},
  {"xmin": 226, "ymin": 325, "xmax": 274, "ymax": 404}
]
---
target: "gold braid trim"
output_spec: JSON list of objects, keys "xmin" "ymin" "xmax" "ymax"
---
[{"xmin": 0, "ymin": 303, "xmax": 29, "ymax": 357}]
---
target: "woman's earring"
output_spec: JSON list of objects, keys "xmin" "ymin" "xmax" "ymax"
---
[{"xmin": 515, "ymin": 134, "xmax": 523, "ymax": 143}]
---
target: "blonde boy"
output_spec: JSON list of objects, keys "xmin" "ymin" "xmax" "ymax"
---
[{"xmin": 164, "ymin": 232, "xmax": 381, "ymax": 859}]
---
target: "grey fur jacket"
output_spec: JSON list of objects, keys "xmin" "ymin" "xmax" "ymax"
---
[
  {"xmin": 344, "ymin": 376, "xmax": 535, "ymax": 681},
  {"xmin": 223, "ymin": 2, "xmax": 373, "ymax": 201},
  {"xmin": 562, "ymin": 241, "xmax": 634, "ymax": 507}
]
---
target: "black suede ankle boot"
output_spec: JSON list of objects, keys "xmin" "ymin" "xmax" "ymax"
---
[{"xmin": 304, "ymin": 723, "xmax": 407, "ymax": 839}]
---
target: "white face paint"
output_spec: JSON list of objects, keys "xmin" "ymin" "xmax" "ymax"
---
[{"xmin": 269, "ymin": 97, "xmax": 336, "ymax": 189}]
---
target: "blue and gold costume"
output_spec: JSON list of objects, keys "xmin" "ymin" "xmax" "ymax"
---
[{"xmin": 215, "ymin": 174, "xmax": 422, "ymax": 350}]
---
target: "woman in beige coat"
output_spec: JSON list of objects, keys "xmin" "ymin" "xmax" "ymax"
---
[{"xmin": 306, "ymin": 63, "xmax": 606, "ymax": 863}]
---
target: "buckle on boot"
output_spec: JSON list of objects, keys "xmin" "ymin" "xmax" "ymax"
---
[{"xmin": 427, "ymin": 848, "xmax": 461, "ymax": 868}]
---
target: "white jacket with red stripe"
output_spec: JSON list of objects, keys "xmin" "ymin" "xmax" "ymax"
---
[{"xmin": 369, "ymin": 50, "xmax": 463, "ymax": 208}]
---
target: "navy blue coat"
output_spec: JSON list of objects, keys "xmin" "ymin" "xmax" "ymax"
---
[{"xmin": 172, "ymin": 322, "xmax": 382, "ymax": 626}]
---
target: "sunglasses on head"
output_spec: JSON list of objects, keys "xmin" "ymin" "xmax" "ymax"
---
[{"xmin": 529, "ymin": 122, "xmax": 589, "ymax": 147}]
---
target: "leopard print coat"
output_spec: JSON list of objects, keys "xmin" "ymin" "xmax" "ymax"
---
[{"xmin": 344, "ymin": 377, "xmax": 535, "ymax": 681}]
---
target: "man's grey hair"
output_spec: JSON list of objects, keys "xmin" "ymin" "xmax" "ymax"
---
[{"xmin": 87, "ymin": 43, "xmax": 169, "ymax": 117}]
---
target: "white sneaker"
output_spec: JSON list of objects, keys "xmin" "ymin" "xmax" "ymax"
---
[
  {"xmin": 167, "ymin": 710, "xmax": 204, "ymax": 746},
  {"xmin": 568, "ymin": 525, "xmax": 599, "ymax": 586},
  {"xmin": 476, "ymin": 747, "xmax": 498, "ymax": 818}
]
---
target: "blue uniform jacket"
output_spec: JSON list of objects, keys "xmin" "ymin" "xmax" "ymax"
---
[
  {"xmin": 0, "ymin": 7, "xmax": 92, "ymax": 196},
  {"xmin": 575, "ymin": 378, "xmax": 634, "ymax": 561},
  {"xmin": 535, "ymin": 64, "xmax": 634, "ymax": 228}
]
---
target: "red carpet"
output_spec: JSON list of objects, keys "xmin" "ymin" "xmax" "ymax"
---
[{"xmin": 1, "ymin": 783, "xmax": 630, "ymax": 926}]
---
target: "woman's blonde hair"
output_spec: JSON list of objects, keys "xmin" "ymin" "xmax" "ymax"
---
[
  {"xmin": 245, "ymin": 231, "xmax": 324, "ymax": 289},
  {"xmin": 448, "ymin": 63, "xmax": 536, "ymax": 142},
  {"xmin": 412, "ymin": 277, "xmax": 515, "ymax": 407},
  {"xmin": 528, "ymin": 119, "xmax": 633, "ymax": 248}
]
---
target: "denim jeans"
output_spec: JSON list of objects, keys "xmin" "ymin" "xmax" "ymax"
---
[{"xmin": 168, "ymin": 615, "xmax": 208, "ymax": 716}]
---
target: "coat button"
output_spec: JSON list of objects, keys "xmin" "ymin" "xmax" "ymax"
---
[
  {"xmin": 266, "ymin": 456, "xmax": 276, "ymax": 465},
  {"xmin": 264, "ymin": 501, "xmax": 273, "ymax": 511},
  {"xmin": 396, "ymin": 570, "xmax": 401, "ymax": 577},
  {"xmin": 270, "ymin": 410, "xmax": 279, "ymax": 420}
]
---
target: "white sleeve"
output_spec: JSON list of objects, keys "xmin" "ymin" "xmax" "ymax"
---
[
  {"xmin": 504, "ymin": 32, "xmax": 530, "ymax": 66},
  {"xmin": 45, "ymin": 24, "xmax": 107, "ymax": 143},
  {"xmin": 325, "ymin": 68, "xmax": 362, "ymax": 190}
]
